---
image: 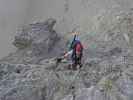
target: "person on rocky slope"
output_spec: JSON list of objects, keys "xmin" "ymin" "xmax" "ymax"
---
[{"xmin": 64, "ymin": 32, "xmax": 83, "ymax": 70}]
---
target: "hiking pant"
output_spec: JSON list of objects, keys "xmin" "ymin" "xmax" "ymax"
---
[{"xmin": 71, "ymin": 53, "xmax": 82, "ymax": 70}]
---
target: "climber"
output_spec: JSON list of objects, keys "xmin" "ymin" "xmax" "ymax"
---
[{"xmin": 64, "ymin": 32, "xmax": 83, "ymax": 70}]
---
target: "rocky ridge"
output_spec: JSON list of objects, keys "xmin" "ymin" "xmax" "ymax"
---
[{"xmin": 1, "ymin": 10, "xmax": 133, "ymax": 100}]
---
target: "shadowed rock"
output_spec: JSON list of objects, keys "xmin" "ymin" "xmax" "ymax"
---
[{"xmin": 2, "ymin": 18, "xmax": 65, "ymax": 64}]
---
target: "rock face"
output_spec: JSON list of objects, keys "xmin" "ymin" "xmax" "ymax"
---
[
  {"xmin": 1, "ymin": 18, "xmax": 66, "ymax": 64},
  {"xmin": 1, "ymin": 11, "xmax": 133, "ymax": 100},
  {"xmin": 0, "ymin": 54, "xmax": 133, "ymax": 100}
]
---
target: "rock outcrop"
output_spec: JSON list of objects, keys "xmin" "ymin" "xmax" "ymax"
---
[
  {"xmin": 1, "ymin": 18, "xmax": 66, "ymax": 64},
  {"xmin": 1, "ymin": 10, "xmax": 133, "ymax": 100}
]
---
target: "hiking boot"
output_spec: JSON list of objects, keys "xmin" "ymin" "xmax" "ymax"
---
[
  {"xmin": 72, "ymin": 64, "xmax": 77, "ymax": 70},
  {"xmin": 79, "ymin": 64, "xmax": 82, "ymax": 69},
  {"xmin": 67, "ymin": 64, "xmax": 72, "ymax": 70}
]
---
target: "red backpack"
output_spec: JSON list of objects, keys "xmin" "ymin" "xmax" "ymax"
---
[{"xmin": 73, "ymin": 40, "xmax": 83, "ymax": 56}]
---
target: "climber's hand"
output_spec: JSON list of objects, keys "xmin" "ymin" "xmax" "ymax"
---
[{"xmin": 64, "ymin": 53, "xmax": 68, "ymax": 58}]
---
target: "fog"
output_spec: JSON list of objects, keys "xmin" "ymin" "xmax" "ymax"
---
[
  {"xmin": 0, "ymin": 0, "xmax": 30, "ymax": 58},
  {"xmin": 0, "ymin": 0, "xmax": 133, "ymax": 58}
]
